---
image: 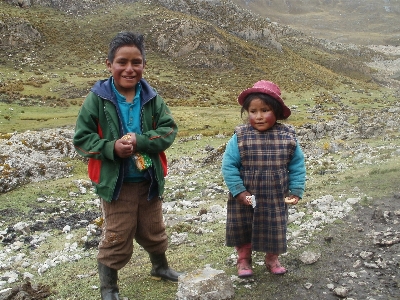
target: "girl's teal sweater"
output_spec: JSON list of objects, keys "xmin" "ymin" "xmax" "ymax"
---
[{"xmin": 222, "ymin": 130, "xmax": 306, "ymax": 198}]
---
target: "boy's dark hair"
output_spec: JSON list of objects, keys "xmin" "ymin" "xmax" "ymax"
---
[
  {"xmin": 241, "ymin": 93, "xmax": 284, "ymax": 119},
  {"xmin": 107, "ymin": 31, "xmax": 146, "ymax": 63}
]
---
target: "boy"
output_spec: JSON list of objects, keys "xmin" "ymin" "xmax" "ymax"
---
[{"xmin": 73, "ymin": 31, "xmax": 181, "ymax": 300}]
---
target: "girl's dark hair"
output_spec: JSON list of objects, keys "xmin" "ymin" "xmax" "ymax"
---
[
  {"xmin": 240, "ymin": 93, "xmax": 284, "ymax": 119},
  {"xmin": 107, "ymin": 31, "xmax": 145, "ymax": 62}
]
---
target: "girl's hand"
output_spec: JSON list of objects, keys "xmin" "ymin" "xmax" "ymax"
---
[
  {"xmin": 284, "ymin": 195, "xmax": 300, "ymax": 205},
  {"xmin": 236, "ymin": 191, "xmax": 253, "ymax": 206}
]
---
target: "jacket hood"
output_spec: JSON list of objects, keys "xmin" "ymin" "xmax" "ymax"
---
[{"xmin": 91, "ymin": 77, "xmax": 157, "ymax": 106}]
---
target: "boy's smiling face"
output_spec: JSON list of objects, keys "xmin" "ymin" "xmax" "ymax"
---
[{"xmin": 106, "ymin": 45, "xmax": 145, "ymax": 97}]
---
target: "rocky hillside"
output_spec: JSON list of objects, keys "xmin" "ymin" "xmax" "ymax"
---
[
  {"xmin": 232, "ymin": 0, "xmax": 400, "ymax": 46},
  {"xmin": 2, "ymin": 0, "xmax": 398, "ymax": 93}
]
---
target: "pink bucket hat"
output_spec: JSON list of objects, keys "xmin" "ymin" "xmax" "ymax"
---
[{"xmin": 237, "ymin": 80, "xmax": 291, "ymax": 119}]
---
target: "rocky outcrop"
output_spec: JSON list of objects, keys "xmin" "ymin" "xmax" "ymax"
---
[
  {"xmin": 0, "ymin": 17, "xmax": 41, "ymax": 47},
  {"xmin": 366, "ymin": 45, "xmax": 400, "ymax": 89},
  {"xmin": 155, "ymin": 0, "xmax": 289, "ymax": 51},
  {"xmin": 0, "ymin": 129, "xmax": 77, "ymax": 193},
  {"xmin": 5, "ymin": 0, "xmax": 137, "ymax": 14},
  {"xmin": 4, "ymin": 0, "xmax": 31, "ymax": 8},
  {"xmin": 148, "ymin": 18, "xmax": 233, "ymax": 69}
]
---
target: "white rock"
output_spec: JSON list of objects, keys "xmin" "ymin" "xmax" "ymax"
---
[
  {"xmin": 333, "ymin": 286, "xmax": 349, "ymax": 297},
  {"xmin": 304, "ymin": 282, "xmax": 313, "ymax": 289},
  {"xmin": 327, "ymin": 283, "xmax": 335, "ymax": 290},
  {"xmin": 299, "ymin": 251, "xmax": 321, "ymax": 264},
  {"xmin": 23, "ymin": 272, "xmax": 34, "ymax": 280},
  {"xmin": 62, "ymin": 225, "xmax": 71, "ymax": 233}
]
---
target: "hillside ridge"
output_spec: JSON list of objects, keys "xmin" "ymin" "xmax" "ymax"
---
[
  {"xmin": 232, "ymin": 0, "xmax": 400, "ymax": 46},
  {"xmin": 1, "ymin": 0, "xmax": 392, "ymax": 97}
]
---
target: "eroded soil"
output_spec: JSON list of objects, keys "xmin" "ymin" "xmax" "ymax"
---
[{"xmin": 243, "ymin": 192, "xmax": 400, "ymax": 300}]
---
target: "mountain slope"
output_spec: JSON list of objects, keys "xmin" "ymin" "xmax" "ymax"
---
[
  {"xmin": 232, "ymin": 0, "xmax": 400, "ymax": 46},
  {"xmin": 1, "ymin": 0, "xmax": 383, "ymax": 107}
]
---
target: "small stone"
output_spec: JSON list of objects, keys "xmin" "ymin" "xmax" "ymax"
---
[
  {"xmin": 333, "ymin": 286, "xmax": 349, "ymax": 298},
  {"xmin": 353, "ymin": 260, "xmax": 362, "ymax": 268},
  {"xmin": 360, "ymin": 251, "xmax": 373, "ymax": 260},
  {"xmin": 327, "ymin": 283, "xmax": 335, "ymax": 290},
  {"xmin": 304, "ymin": 282, "xmax": 313, "ymax": 289}
]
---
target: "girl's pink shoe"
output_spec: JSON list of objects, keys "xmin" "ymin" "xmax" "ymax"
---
[
  {"xmin": 265, "ymin": 253, "xmax": 286, "ymax": 275},
  {"xmin": 266, "ymin": 263, "xmax": 286, "ymax": 275},
  {"xmin": 237, "ymin": 262, "xmax": 253, "ymax": 277},
  {"xmin": 235, "ymin": 244, "xmax": 253, "ymax": 278}
]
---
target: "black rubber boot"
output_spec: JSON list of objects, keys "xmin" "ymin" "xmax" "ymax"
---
[
  {"xmin": 149, "ymin": 252, "xmax": 183, "ymax": 282},
  {"xmin": 98, "ymin": 262, "xmax": 120, "ymax": 300}
]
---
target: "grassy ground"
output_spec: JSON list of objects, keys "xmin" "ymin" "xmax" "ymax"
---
[
  {"xmin": 1, "ymin": 1, "xmax": 400, "ymax": 299},
  {"xmin": 1, "ymin": 132, "xmax": 400, "ymax": 299},
  {"xmin": 1, "ymin": 66, "xmax": 399, "ymax": 298}
]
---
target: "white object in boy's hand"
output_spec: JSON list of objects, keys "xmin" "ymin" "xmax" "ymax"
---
[{"xmin": 246, "ymin": 195, "xmax": 256, "ymax": 208}]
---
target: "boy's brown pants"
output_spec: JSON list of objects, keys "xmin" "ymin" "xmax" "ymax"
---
[{"xmin": 97, "ymin": 181, "xmax": 168, "ymax": 270}]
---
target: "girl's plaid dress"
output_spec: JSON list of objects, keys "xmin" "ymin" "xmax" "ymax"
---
[{"xmin": 226, "ymin": 123, "xmax": 297, "ymax": 253}]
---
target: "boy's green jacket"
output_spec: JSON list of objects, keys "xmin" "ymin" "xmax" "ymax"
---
[{"xmin": 73, "ymin": 77, "xmax": 177, "ymax": 202}]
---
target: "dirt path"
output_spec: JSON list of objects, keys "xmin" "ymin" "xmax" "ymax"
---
[{"xmin": 267, "ymin": 192, "xmax": 400, "ymax": 300}]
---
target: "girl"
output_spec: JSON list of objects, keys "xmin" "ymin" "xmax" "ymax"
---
[{"xmin": 221, "ymin": 80, "xmax": 306, "ymax": 277}]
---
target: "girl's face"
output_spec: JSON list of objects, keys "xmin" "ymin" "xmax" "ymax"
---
[
  {"xmin": 247, "ymin": 98, "xmax": 277, "ymax": 131},
  {"xmin": 106, "ymin": 45, "xmax": 145, "ymax": 97}
]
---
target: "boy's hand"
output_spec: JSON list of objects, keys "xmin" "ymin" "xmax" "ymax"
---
[
  {"xmin": 236, "ymin": 191, "xmax": 252, "ymax": 206},
  {"xmin": 115, "ymin": 133, "xmax": 136, "ymax": 158}
]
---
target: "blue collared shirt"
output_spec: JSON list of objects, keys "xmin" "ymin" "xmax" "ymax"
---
[{"xmin": 112, "ymin": 79, "xmax": 145, "ymax": 181}]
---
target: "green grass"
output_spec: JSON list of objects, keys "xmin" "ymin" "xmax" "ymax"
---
[{"xmin": 0, "ymin": 102, "xmax": 80, "ymax": 133}]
